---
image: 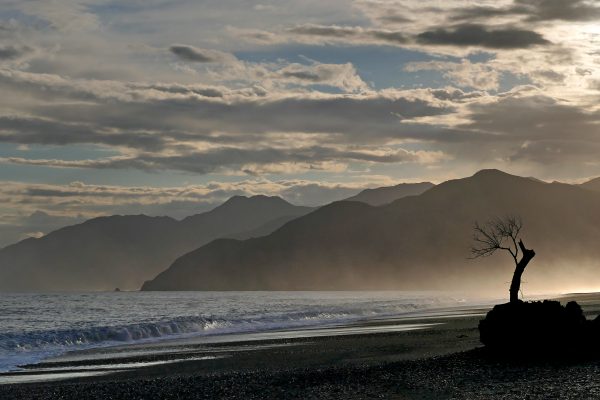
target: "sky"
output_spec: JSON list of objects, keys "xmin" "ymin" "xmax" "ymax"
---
[{"xmin": 0, "ymin": 0, "xmax": 599, "ymax": 246}]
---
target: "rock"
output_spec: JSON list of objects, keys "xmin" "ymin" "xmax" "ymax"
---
[{"xmin": 479, "ymin": 300, "xmax": 593, "ymax": 357}]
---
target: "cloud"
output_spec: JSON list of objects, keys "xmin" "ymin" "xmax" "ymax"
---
[
  {"xmin": 523, "ymin": 0, "xmax": 600, "ymax": 22},
  {"xmin": 15, "ymin": 0, "xmax": 101, "ymax": 32},
  {"xmin": 273, "ymin": 62, "xmax": 369, "ymax": 92},
  {"xmin": 0, "ymin": 176, "xmax": 406, "ymax": 246},
  {"xmin": 428, "ymin": 88, "xmax": 486, "ymax": 102},
  {"xmin": 0, "ymin": 144, "xmax": 448, "ymax": 175},
  {"xmin": 1, "ymin": 0, "xmax": 600, "ymax": 226},
  {"xmin": 0, "ymin": 45, "xmax": 33, "ymax": 61},
  {"xmin": 287, "ymin": 24, "xmax": 408, "ymax": 45},
  {"xmin": 3, "ymin": 59, "xmax": 598, "ymax": 180},
  {"xmin": 428, "ymin": 91, "xmax": 600, "ymax": 171},
  {"xmin": 0, "ymin": 67, "xmax": 453, "ymax": 142},
  {"xmin": 0, "ymin": 115, "xmax": 169, "ymax": 150},
  {"xmin": 589, "ymin": 80, "xmax": 600, "ymax": 91},
  {"xmin": 227, "ymin": 27, "xmax": 288, "ymax": 44},
  {"xmin": 462, "ymin": 93, "xmax": 600, "ymax": 139},
  {"xmin": 169, "ymin": 45, "xmax": 236, "ymax": 63},
  {"xmin": 285, "ymin": 22, "xmax": 549, "ymax": 51},
  {"xmin": 530, "ymin": 69, "xmax": 566, "ymax": 85},
  {"xmin": 405, "ymin": 60, "xmax": 501, "ymax": 91},
  {"xmin": 288, "ymin": 24, "xmax": 360, "ymax": 38},
  {"xmin": 451, "ymin": 0, "xmax": 600, "ymax": 23},
  {"xmin": 416, "ymin": 24, "xmax": 550, "ymax": 49}
]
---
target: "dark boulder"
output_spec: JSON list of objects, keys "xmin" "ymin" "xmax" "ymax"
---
[{"xmin": 479, "ymin": 300, "xmax": 596, "ymax": 358}]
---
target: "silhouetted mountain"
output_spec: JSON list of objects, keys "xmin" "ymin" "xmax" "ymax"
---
[
  {"xmin": 343, "ymin": 182, "xmax": 434, "ymax": 206},
  {"xmin": 580, "ymin": 177, "xmax": 600, "ymax": 193},
  {"xmin": 224, "ymin": 215, "xmax": 303, "ymax": 240},
  {"xmin": 143, "ymin": 169, "xmax": 600, "ymax": 293},
  {"xmin": 0, "ymin": 196, "xmax": 312, "ymax": 291}
]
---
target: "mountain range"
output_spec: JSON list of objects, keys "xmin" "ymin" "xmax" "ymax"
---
[
  {"xmin": 0, "ymin": 196, "xmax": 313, "ymax": 291},
  {"xmin": 344, "ymin": 182, "xmax": 434, "ymax": 206},
  {"xmin": 4, "ymin": 171, "xmax": 600, "ymax": 293},
  {"xmin": 0, "ymin": 181, "xmax": 431, "ymax": 291},
  {"xmin": 580, "ymin": 177, "xmax": 600, "ymax": 193},
  {"xmin": 142, "ymin": 170, "xmax": 600, "ymax": 294}
]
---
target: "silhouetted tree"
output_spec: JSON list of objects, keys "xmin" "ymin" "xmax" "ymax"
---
[{"xmin": 471, "ymin": 216, "xmax": 535, "ymax": 303}]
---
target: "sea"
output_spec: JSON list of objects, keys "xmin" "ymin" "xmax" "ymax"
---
[{"xmin": 0, "ymin": 291, "xmax": 494, "ymax": 373}]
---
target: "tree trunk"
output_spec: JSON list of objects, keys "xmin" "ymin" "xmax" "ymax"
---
[{"xmin": 509, "ymin": 239, "xmax": 535, "ymax": 303}]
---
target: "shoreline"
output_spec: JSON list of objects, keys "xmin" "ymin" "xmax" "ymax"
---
[
  {"xmin": 0, "ymin": 301, "xmax": 492, "ymax": 374},
  {"xmin": 2, "ymin": 294, "xmax": 600, "ymax": 398},
  {"xmin": 0, "ymin": 308, "xmax": 485, "ymax": 389},
  {"xmin": 4, "ymin": 317, "xmax": 600, "ymax": 399},
  {"xmin": 0, "ymin": 290, "xmax": 497, "ymax": 374}
]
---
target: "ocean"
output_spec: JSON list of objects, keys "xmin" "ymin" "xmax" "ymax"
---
[{"xmin": 0, "ymin": 291, "xmax": 489, "ymax": 373}]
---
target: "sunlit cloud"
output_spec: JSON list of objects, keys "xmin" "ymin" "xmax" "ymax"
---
[{"xmin": 0, "ymin": 0, "xmax": 599, "ymax": 242}]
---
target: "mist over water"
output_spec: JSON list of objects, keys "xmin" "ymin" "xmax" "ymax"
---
[{"xmin": 0, "ymin": 291, "xmax": 486, "ymax": 372}]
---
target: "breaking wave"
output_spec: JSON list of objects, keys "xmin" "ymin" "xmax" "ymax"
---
[{"xmin": 0, "ymin": 291, "xmax": 474, "ymax": 372}]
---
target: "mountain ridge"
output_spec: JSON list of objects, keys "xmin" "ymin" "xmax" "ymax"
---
[
  {"xmin": 142, "ymin": 169, "xmax": 600, "ymax": 294},
  {"xmin": 344, "ymin": 182, "xmax": 434, "ymax": 206},
  {"xmin": 0, "ymin": 195, "xmax": 313, "ymax": 291},
  {"xmin": 580, "ymin": 176, "xmax": 600, "ymax": 192}
]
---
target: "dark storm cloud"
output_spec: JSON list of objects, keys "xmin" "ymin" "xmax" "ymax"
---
[
  {"xmin": 416, "ymin": 24, "xmax": 550, "ymax": 49},
  {"xmin": 451, "ymin": 0, "xmax": 600, "ymax": 23}
]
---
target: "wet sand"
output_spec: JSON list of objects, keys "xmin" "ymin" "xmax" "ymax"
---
[{"xmin": 1, "ymin": 295, "xmax": 599, "ymax": 399}]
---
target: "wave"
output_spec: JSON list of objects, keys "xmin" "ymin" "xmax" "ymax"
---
[
  {"xmin": 1, "ymin": 307, "xmax": 417, "ymax": 351},
  {"xmin": 0, "ymin": 303, "xmax": 430, "ymax": 372},
  {"xmin": 0, "ymin": 290, "xmax": 483, "ymax": 373}
]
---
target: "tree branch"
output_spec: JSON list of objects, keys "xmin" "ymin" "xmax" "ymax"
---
[{"xmin": 470, "ymin": 215, "xmax": 523, "ymax": 266}]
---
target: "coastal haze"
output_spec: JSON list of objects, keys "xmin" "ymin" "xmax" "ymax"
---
[
  {"xmin": 2, "ymin": 0, "xmax": 600, "ymax": 398},
  {"xmin": 3, "ymin": 170, "xmax": 600, "ymax": 294},
  {"xmin": 142, "ymin": 170, "xmax": 600, "ymax": 294},
  {"xmin": 0, "ymin": 195, "xmax": 314, "ymax": 291}
]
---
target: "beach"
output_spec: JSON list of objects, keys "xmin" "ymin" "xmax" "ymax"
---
[{"xmin": 1, "ymin": 294, "xmax": 599, "ymax": 399}]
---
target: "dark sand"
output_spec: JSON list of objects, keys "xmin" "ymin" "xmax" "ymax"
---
[{"xmin": 2, "ymin": 296, "xmax": 600, "ymax": 399}]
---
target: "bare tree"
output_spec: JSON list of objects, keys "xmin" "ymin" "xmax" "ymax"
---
[{"xmin": 471, "ymin": 216, "xmax": 535, "ymax": 303}]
